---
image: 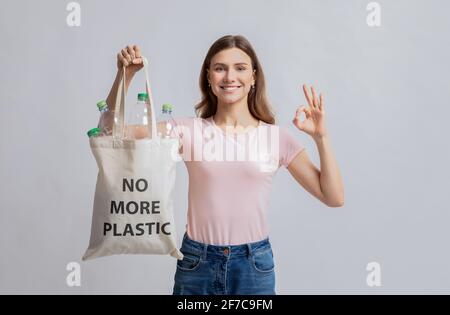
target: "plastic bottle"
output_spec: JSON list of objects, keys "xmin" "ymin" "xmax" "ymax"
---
[
  {"xmin": 156, "ymin": 103, "xmax": 177, "ymax": 139},
  {"xmin": 96, "ymin": 100, "xmax": 114, "ymax": 136},
  {"xmin": 125, "ymin": 93, "xmax": 151, "ymax": 139}
]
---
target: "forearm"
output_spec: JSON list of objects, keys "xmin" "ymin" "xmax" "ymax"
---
[
  {"xmin": 106, "ymin": 70, "xmax": 135, "ymax": 111},
  {"xmin": 314, "ymin": 135, "xmax": 345, "ymax": 206}
]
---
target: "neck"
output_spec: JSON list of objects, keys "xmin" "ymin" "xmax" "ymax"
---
[{"xmin": 214, "ymin": 97, "xmax": 258, "ymax": 127}]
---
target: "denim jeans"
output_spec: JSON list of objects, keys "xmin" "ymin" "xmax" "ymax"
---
[{"xmin": 173, "ymin": 233, "xmax": 276, "ymax": 295}]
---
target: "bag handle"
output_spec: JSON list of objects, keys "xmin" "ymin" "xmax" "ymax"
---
[{"xmin": 112, "ymin": 57, "xmax": 157, "ymax": 140}]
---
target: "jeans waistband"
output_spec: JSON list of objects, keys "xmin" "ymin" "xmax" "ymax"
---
[{"xmin": 181, "ymin": 232, "xmax": 272, "ymax": 259}]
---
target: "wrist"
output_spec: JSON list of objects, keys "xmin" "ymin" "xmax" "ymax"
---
[
  {"xmin": 117, "ymin": 68, "xmax": 136, "ymax": 78},
  {"xmin": 313, "ymin": 134, "xmax": 329, "ymax": 144}
]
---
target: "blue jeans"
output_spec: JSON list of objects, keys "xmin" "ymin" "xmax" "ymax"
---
[{"xmin": 173, "ymin": 233, "xmax": 276, "ymax": 295}]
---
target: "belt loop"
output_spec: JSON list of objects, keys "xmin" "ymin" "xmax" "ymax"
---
[
  {"xmin": 246, "ymin": 243, "xmax": 253, "ymax": 258},
  {"xmin": 202, "ymin": 243, "xmax": 208, "ymax": 260}
]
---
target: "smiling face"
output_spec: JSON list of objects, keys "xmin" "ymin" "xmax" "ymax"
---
[{"xmin": 207, "ymin": 48, "xmax": 256, "ymax": 106}]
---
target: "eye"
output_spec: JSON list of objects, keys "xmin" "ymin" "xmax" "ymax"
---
[
  {"xmin": 215, "ymin": 67, "xmax": 223, "ymax": 71},
  {"xmin": 237, "ymin": 67, "xmax": 246, "ymax": 71}
]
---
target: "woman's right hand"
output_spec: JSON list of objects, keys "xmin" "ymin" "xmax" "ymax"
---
[{"xmin": 117, "ymin": 45, "xmax": 144, "ymax": 76}]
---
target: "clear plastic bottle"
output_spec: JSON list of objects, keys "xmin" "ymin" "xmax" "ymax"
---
[
  {"xmin": 157, "ymin": 103, "xmax": 182, "ymax": 159},
  {"xmin": 156, "ymin": 103, "xmax": 177, "ymax": 139},
  {"xmin": 125, "ymin": 93, "xmax": 151, "ymax": 139},
  {"xmin": 96, "ymin": 100, "xmax": 114, "ymax": 136}
]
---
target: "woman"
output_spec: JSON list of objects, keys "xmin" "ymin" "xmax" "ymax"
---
[{"xmin": 105, "ymin": 35, "xmax": 344, "ymax": 295}]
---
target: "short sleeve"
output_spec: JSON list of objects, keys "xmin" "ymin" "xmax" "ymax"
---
[
  {"xmin": 167, "ymin": 117, "xmax": 196, "ymax": 161},
  {"xmin": 278, "ymin": 126, "xmax": 305, "ymax": 168}
]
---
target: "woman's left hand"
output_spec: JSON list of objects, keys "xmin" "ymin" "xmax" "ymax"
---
[{"xmin": 293, "ymin": 84, "xmax": 328, "ymax": 140}]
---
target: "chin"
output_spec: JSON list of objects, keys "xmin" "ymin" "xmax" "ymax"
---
[
  {"xmin": 221, "ymin": 99, "xmax": 240, "ymax": 105},
  {"xmin": 219, "ymin": 95, "xmax": 245, "ymax": 104}
]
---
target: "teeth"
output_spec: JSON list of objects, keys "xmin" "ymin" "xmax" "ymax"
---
[{"xmin": 222, "ymin": 86, "xmax": 240, "ymax": 90}]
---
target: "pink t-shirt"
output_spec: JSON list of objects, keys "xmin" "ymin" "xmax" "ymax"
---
[{"xmin": 170, "ymin": 116, "xmax": 305, "ymax": 245}]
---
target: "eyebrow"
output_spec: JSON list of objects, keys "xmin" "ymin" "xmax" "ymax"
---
[{"xmin": 213, "ymin": 63, "xmax": 249, "ymax": 66}]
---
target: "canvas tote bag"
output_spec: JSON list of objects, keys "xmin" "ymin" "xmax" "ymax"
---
[{"xmin": 83, "ymin": 58, "xmax": 183, "ymax": 261}]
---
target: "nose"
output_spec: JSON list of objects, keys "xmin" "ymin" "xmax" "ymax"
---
[{"xmin": 224, "ymin": 69, "xmax": 237, "ymax": 83}]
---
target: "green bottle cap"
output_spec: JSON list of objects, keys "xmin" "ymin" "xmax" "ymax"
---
[
  {"xmin": 96, "ymin": 100, "xmax": 107, "ymax": 110},
  {"xmin": 87, "ymin": 127, "xmax": 101, "ymax": 137},
  {"xmin": 138, "ymin": 93, "xmax": 149, "ymax": 101},
  {"xmin": 162, "ymin": 103, "xmax": 173, "ymax": 111}
]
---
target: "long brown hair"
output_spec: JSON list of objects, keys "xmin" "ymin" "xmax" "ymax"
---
[{"xmin": 194, "ymin": 35, "xmax": 276, "ymax": 124}]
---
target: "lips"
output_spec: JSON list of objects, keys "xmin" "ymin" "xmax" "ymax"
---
[{"xmin": 220, "ymin": 85, "xmax": 241, "ymax": 91}]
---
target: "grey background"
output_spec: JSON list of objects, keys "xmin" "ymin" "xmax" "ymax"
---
[{"xmin": 1, "ymin": 0, "xmax": 449, "ymax": 294}]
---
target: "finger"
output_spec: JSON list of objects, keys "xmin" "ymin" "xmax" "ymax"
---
[
  {"xmin": 295, "ymin": 106, "xmax": 310, "ymax": 120},
  {"xmin": 311, "ymin": 86, "xmax": 319, "ymax": 108},
  {"xmin": 132, "ymin": 56, "xmax": 143, "ymax": 64},
  {"xmin": 120, "ymin": 50, "xmax": 131, "ymax": 66},
  {"xmin": 302, "ymin": 84, "xmax": 314, "ymax": 107},
  {"xmin": 295, "ymin": 106, "xmax": 304, "ymax": 117},
  {"xmin": 319, "ymin": 93, "xmax": 324, "ymax": 111},
  {"xmin": 132, "ymin": 45, "xmax": 143, "ymax": 64},
  {"xmin": 121, "ymin": 48, "xmax": 132, "ymax": 64},
  {"xmin": 292, "ymin": 119, "xmax": 304, "ymax": 130},
  {"xmin": 118, "ymin": 52, "xmax": 129, "ymax": 67},
  {"xmin": 127, "ymin": 45, "xmax": 136, "ymax": 60},
  {"xmin": 302, "ymin": 106, "xmax": 313, "ymax": 118},
  {"xmin": 134, "ymin": 45, "xmax": 142, "ymax": 58},
  {"xmin": 306, "ymin": 107, "xmax": 312, "ymax": 118},
  {"xmin": 293, "ymin": 107, "xmax": 306, "ymax": 129},
  {"xmin": 296, "ymin": 105, "xmax": 307, "ymax": 114}
]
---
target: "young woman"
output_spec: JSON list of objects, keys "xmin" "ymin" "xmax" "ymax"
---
[{"xmin": 105, "ymin": 35, "xmax": 344, "ymax": 295}]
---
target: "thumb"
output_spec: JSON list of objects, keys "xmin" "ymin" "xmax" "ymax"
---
[
  {"xmin": 292, "ymin": 107, "xmax": 303, "ymax": 127},
  {"xmin": 292, "ymin": 116, "xmax": 305, "ymax": 131},
  {"xmin": 132, "ymin": 57, "xmax": 143, "ymax": 64}
]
